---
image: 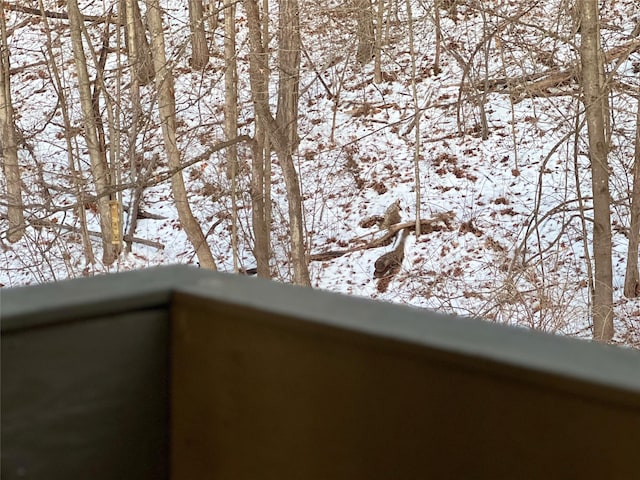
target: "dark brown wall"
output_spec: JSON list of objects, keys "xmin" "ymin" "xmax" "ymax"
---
[
  {"xmin": 171, "ymin": 292, "xmax": 640, "ymax": 480},
  {"xmin": 2, "ymin": 310, "xmax": 170, "ymax": 480}
]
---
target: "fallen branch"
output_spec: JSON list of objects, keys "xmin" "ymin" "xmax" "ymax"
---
[
  {"xmin": 30, "ymin": 218, "xmax": 165, "ymax": 250},
  {"xmin": 475, "ymin": 38, "xmax": 640, "ymax": 101},
  {"xmin": 309, "ymin": 213, "xmax": 455, "ymax": 262},
  {"xmin": 5, "ymin": 2, "xmax": 116, "ymax": 24}
]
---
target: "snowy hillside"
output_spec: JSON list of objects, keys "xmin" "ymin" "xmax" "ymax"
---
[{"xmin": 1, "ymin": 0, "xmax": 639, "ymax": 345}]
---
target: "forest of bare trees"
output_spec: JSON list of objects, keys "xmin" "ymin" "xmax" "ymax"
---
[{"xmin": 1, "ymin": 0, "xmax": 639, "ymax": 344}]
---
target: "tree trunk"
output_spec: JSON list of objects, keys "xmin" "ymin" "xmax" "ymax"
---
[
  {"xmin": 146, "ymin": 0, "xmax": 217, "ymax": 270},
  {"xmin": 188, "ymin": 0, "xmax": 209, "ymax": 70},
  {"xmin": 275, "ymin": 0, "xmax": 310, "ymax": 286},
  {"xmin": 122, "ymin": 0, "xmax": 154, "ymax": 85},
  {"xmin": 624, "ymin": 95, "xmax": 640, "ymax": 298},
  {"xmin": 0, "ymin": 0, "xmax": 25, "ymax": 243},
  {"xmin": 123, "ymin": 0, "xmax": 143, "ymax": 253},
  {"xmin": 579, "ymin": 0, "xmax": 614, "ymax": 342},
  {"xmin": 251, "ymin": 126, "xmax": 271, "ymax": 277},
  {"xmin": 405, "ymin": 0, "xmax": 421, "ymax": 236},
  {"xmin": 205, "ymin": 0, "xmax": 219, "ymax": 33},
  {"xmin": 260, "ymin": 0, "xmax": 272, "ymax": 277},
  {"xmin": 223, "ymin": 0, "xmax": 239, "ymax": 270},
  {"xmin": 355, "ymin": 0, "xmax": 375, "ymax": 65},
  {"xmin": 244, "ymin": 0, "xmax": 310, "ymax": 285},
  {"xmin": 68, "ymin": 0, "xmax": 117, "ymax": 264},
  {"xmin": 433, "ymin": 0, "xmax": 442, "ymax": 75},
  {"xmin": 243, "ymin": 0, "xmax": 278, "ymax": 276},
  {"xmin": 90, "ymin": 15, "xmax": 123, "ymax": 256},
  {"xmin": 224, "ymin": 2, "xmax": 238, "ymax": 181},
  {"xmin": 249, "ymin": 0, "xmax": 271, "ymax": 279}
]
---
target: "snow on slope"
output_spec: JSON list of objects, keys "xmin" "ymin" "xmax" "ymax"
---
[{"xmin": 1, "ymin": 0, "xmax": 639, "ymax": 344}]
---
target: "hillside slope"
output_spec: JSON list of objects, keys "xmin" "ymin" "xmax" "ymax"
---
[{"xmin": 1, "ymin": 0, "xmax": 639, "ymax": 344}]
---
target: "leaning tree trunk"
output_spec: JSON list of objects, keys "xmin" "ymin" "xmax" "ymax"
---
[
  {"xmin": 146, "ymin": 0, "xmax": 217, "ymax": 270},
  {"xmin": 244, "ymin": 0, "xmax": 310, "ymax": 285},
  {"xmin": 0, "ymin": 0, "xmax": 25, "ymax": 242},
  {"xmin": 579, "ymin": 0, "xmax": 614, "ymax": 342},
  {"xmin": 188, "ymin": 0, "xmax": 209, "ymax": 70},
  {"xmin": 68, "ymin": 0, "xmax": 117, "ymax": 264},
  {"xmin": 624, "ymin": 94, "xmax": 640, "ymax": 298}
]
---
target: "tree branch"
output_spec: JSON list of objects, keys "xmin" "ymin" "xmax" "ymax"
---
[
  {"xmin": 5, "ymin": 2, "xmax": 115, "ymax": 24},
  {"xmin": 309, "ymin": 213, "xmax": 455, "ymax": 262}
]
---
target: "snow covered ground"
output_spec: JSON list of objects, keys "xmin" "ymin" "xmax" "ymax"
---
[{"xmin": 1, "ymin": 0, "xmax": 639, "ymax": 345}]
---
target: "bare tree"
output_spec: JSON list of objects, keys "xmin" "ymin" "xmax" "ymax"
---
[
  {"xmin": 68, "ymin": 0, "xmax": 117, "ymax": 264},
  {"xmin": 579, "ymin": 0, "xmax": 614, "ymax": 341},
  {"xmin": 624, "ymin": 95, "xmax": 640, "ymax": 298},
  {"xmin": 145, "ymin": 0, "xmax": 217, "ymax": 270},
  {"xmin": 188, "ymin": 0, "xmax": 210, "ymax": 70},
  {"xmin": 0, "ymin": 0, "xmax": 25, "ymax": 243},
  {"xmin": 244, "ymin": 0, "xmax": 310, "ymax": 285}
]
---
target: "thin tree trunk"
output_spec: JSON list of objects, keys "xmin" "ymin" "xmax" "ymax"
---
[
  {"xmin": 223, "ymin": 0, "xmax": 239, "ymax": 270},
  {"xmin": 580, "ymin": 0, "xmax": 614, "ymax": 341},
  {"xmin": 624, "ymin": 95, "xmax": 640, "ymax": 297},
  {"xmin": 373, "ymin": 0, "xmax": 384, "ymax": 82},
  {"xmin": 405, "ymin": 0, "xmax": 421, "ymax": 236},
  {"xmin": 146, "ymin": 0, "xmax": 217, "ymax": 270},
  {"xmin": 123, "ymin": 0, "xmax": 142, "ymax": 253},
  {"xmin": 0, "ymin": 0, "xmax": 25, "ymax": 243},
  {"xmin": 68, "ymin": 0, "xmax": 116, "ymax": 264},
  {"xmin": 189, "ymin": 0, "xmax": 210, "ymax": 70},
  {"xmin": 112, "ymin": 9, "xmax": 125, "ymax": 253},
  {"xmin": 433, "ymin": 0, "xmax": 441, "ymax": 75}
]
